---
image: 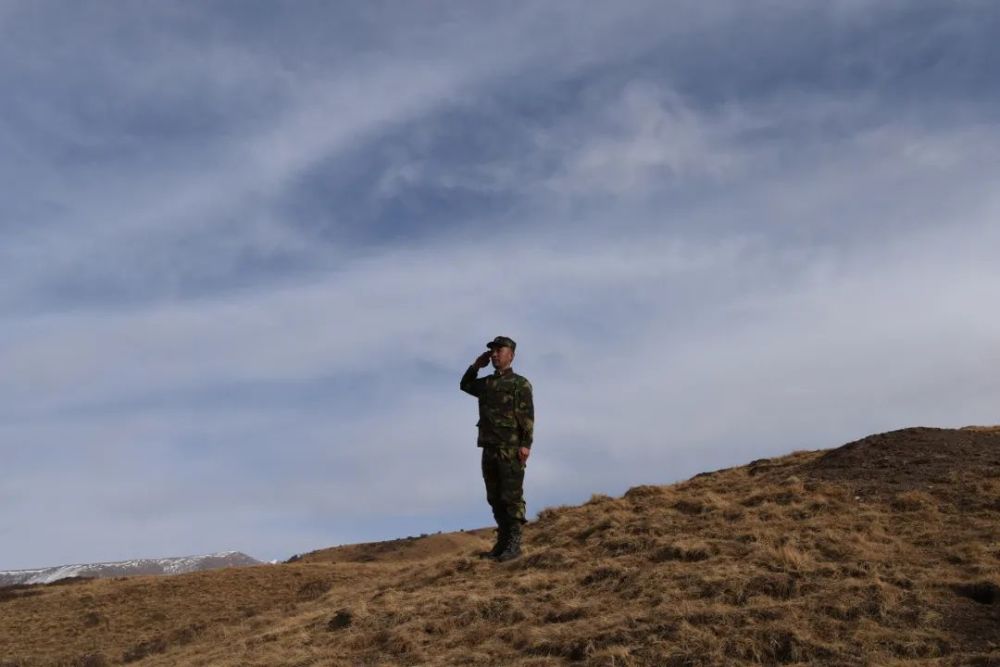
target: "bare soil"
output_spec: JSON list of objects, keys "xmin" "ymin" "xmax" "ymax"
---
[{"xmin": 1, "ymin": 426, "xmax": 998, "ymax": 666}]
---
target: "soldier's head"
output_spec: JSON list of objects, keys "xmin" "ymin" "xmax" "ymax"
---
[{"xmin": 487, "ymin": 336, "xmax": 516, "ymax": 371}]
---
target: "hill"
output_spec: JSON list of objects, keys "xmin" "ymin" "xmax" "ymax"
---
[
  {"xmin": 1, "ymin": 426, "xmax": 998, "ymax": 666},
  {"xmin": 0, "ymin": 553, "xmax": 261, "ymax": 587}
]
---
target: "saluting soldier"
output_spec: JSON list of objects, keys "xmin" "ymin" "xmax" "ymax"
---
[{"xmin": 460, "ymin": 336, "xmax": 534, "ymax": 561}]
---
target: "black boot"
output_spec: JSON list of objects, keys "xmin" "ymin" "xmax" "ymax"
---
[
  {"xmin": 495, "ymin": 523, "xmax": 522, "ymax": 562},
  {"xmin": 480, "ymin": 525, "xmax": 508, "ymax": 559}
]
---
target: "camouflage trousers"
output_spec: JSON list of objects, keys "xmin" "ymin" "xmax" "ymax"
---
[{"xmin": 481, "ymin": 446, "xmax": 526, "ymax": 527}]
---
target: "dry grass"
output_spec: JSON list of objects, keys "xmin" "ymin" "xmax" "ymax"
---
[{"xmin": 2, "ymin": 426, "xmax": 1000, "ymax": 665}]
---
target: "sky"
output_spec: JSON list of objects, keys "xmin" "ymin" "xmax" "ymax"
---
[{"xmin": 2, "ymin": 1, "xmax": 999, "ymax": 570}]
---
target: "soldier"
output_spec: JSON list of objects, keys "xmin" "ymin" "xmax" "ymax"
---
[{"xmin": 460, "ymin": 336, "xmax": 534, "ymax": 562}]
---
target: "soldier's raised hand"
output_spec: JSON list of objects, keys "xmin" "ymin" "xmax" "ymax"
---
[{"xmin": 474, "ymin": 350, "xmax": 492, "ymax": 368}]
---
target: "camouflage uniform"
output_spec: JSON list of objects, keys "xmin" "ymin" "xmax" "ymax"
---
[{"xmin": 460, "ymin": 342, "xmax": 534, "ymax": 532}]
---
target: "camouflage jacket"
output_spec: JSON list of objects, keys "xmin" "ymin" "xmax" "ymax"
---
[{"xmin": 460, "ymin": 365, "xmax": 534, "ymax": 449}]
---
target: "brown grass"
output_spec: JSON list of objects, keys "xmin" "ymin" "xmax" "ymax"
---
[{"xmin": 2, "ymin": 426, "xmax": 1000, "ymax": 665}]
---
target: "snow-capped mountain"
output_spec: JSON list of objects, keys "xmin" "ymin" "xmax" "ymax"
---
[{"xmin": 0, "ymin": 551, "xmax": 261, "ymax": 586}]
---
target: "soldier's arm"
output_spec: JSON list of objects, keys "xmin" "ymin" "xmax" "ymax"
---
[
  {"xmin": 461, "ymin": 351, "xmax": 491, "ymax": 396},
  {"xmin": 515, "ymin": 379, "xmax": 534, "ymax": 448},
  {"xmin": 460, "ymin": 364, "xmax": 484, "ymax": 396}
]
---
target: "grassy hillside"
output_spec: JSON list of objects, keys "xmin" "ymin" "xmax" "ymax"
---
[{"xmin": 2, "ymin": 427, "xmax": 999, "ymax": 666}]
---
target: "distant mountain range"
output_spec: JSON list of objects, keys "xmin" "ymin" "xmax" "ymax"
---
[{"xmin": 0, "ymin": 551, "xmax": 261, "ymax": 586}]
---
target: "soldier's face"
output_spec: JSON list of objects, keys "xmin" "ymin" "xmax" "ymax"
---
[{"xmin": 491, "ymin": 346, "xmax": 514, "ymax": 370}]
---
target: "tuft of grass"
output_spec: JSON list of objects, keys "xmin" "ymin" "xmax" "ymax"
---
[
  {"xmin": 650, "ymin": 540, "xmax": 716, "ymax": 563},
  {"xmin": 891, "ymin": 490, "xmax": 937, "ymax": 512}
]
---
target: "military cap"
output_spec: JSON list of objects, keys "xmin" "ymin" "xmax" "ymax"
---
[{"xmin": 486, "ymin": 335, "xmax": 517, "ymax": 351}]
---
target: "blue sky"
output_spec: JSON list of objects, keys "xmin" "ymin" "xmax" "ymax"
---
[{"xmin": 2, "ymin": 1, "xmax": 1000, "ymax": 569}]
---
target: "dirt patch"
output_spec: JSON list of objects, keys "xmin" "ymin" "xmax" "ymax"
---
[
  {"xmin": 943, "ymin": 581, "xmax": 1000, "ymax": 655},
  {"xmin": 954, "ymin": 581, "xmax": 1000, "ymax": 605},
  {"xmin": 327, "ymin": 608, "xmax": 353, "ymax": 630},
  {"xmin": 805, "ymin": 426, "xmax": 1000, "ymax": 501}
]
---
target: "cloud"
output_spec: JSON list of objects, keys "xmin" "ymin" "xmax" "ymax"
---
[
  {"xmin": 4, "ymin": 190, "xmax": 998, "ymax": 567},
  {"xmin": 550, "ymin": 83, "xmax": 754, "ymax": 194}
]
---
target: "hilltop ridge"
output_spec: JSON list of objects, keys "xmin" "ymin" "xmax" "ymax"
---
[{"xmin": 1, "ymin": 427, "xmax": 998, "ymax": 666}]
